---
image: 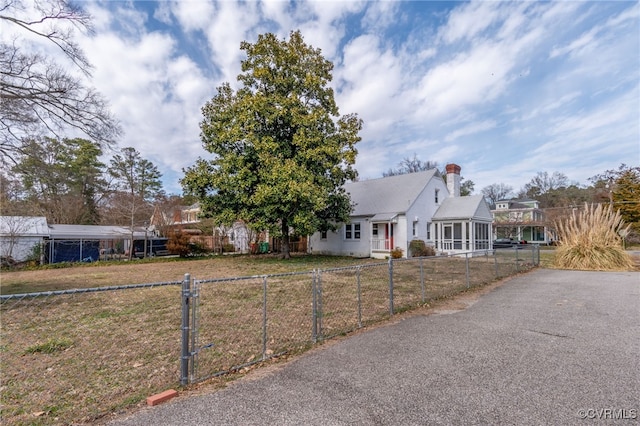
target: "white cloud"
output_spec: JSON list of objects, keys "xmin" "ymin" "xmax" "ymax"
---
[
  {"xmin": 170, "ymin": 0, "xmax": 216, "ymax": 32},
  {"xmin": 361, "ymin": 1, "xmax": 403, "ymax": 32},
  {"xmin": 439, "ymin": 1, "xmax": 503, "ymax": 44},
  {"xmin": 153, "ymin": 2, "xmax": 174, "ymax": 25},
  {"xmin": 444, "ymin": 120, "xmax": 497, "ymax": 143},
  {"xmin": 411, "ymin": 41, "xmax": 511, "ymax": 121},
  {"xmin": 336, "ymin": 35, "xmax": 406, "ymax": 125}
]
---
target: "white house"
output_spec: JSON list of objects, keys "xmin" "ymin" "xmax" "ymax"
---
[{"xmin": 308, "ymin": 164, "xmax": 493, "ymax": 258}]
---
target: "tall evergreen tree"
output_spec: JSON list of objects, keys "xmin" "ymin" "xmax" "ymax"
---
[
  {"xmin": 591, "ymin": 164, "xmax": 640, "ymax": 234},
  {"xmin": 12, "ymin": 137, "xmax": 106, "ymax": 223},
  {"xmin": 108, "ymin": 147, "xmax": 163, "ymax": 231}
]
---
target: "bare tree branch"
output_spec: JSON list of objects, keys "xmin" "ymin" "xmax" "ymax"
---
[{"xmin": 0, "ymin": 0, "xmax": 121, "ymax": 162}]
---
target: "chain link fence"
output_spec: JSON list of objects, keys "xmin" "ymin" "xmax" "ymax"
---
[
  {"xmin": 1, "ymin": 246, "xmax": 538, "ymax": 425},
  {"xmin": 183, "ymin": 247, "xmax": 540, "ymax": 384},
  {"xmin": 1, "ymin": 282, "xmax": 183, "ymax": 425}
]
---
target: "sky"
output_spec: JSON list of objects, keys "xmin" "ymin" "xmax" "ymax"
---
[{"xmin": 10, "ymin": 0, "xmax": 640, "ymax": 195}]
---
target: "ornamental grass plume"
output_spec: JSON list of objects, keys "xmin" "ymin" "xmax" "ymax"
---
[{"xmin": 553, "ymin": 203, "xmax": 633, "ymax": 271}]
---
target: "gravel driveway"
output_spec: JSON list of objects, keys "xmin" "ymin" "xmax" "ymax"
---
[{"xmin": 108, "ymin": 269, "xmax": 640, "ymax": 425}]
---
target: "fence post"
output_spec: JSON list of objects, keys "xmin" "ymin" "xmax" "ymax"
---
[
  {"xmin": 311, "ymin": 269, "xmax": 317, "ymax": 343},
  {"xmin": 465, "ymin": 252, "xmax": 470, "ymax": 288},
  {"xmin": 317, "ymin": 269, "xmax": 323, "ymax": 339},
  {"xmin": 494, "ymin": 250, "xmax": 499, "ymax": 278},
  {"xmin": 180, "ymin": 273, "xmax": 191, "ymax": 386},
  {"xmin": 420, "ymin": 258, "xmax": 425, "ymax": 303},
  {"xmin": 356, "ymin": 266, "xmax": 362, "ymax": 328},
  {"xmin": 388, "ymin": 258, "xmax": 394, "ymax": 316},
  {"xmin": 515, "ymin": 246, "xmax": 520, "ymax": 272},
  {"xmin": 262, "ymin": 275, "xmax": 268, "ymax": 360},
  {"xmin": 189, "ymin": 277, "xmax": 199, "ymax": 383}
]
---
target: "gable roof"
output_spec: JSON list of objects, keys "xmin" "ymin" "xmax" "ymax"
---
[
  {"xmin": 0, "ymin": 216, "xmax": 49, "ymax": 237},
  {"xmin": 345, "ymin": 169, "xmax": 441, "ymax": 217},
  {"xmin": 432, "ymin": 195, "xmax": 492, "ymax": 221},
  {"xmin": 495, "ymin": 198, "xmax": 539, "ymax": 210}
]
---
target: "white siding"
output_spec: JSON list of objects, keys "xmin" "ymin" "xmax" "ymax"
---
[
  {"xmin": 0, "ymin": 236, "xmax": 41, "ymax": 262},
  {"xmin": 309, "ymin": 218, "xmax": 371, "ymax": 257}
]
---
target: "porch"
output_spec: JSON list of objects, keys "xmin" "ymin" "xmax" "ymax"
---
[{"xmin": 370, "ymin": 217, "xmax": 396, "ymax": 257}]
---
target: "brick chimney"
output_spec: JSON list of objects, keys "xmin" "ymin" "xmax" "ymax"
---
[{"xmin": 446, "ymin": 163, "xmax": 461, "ymax": 197}]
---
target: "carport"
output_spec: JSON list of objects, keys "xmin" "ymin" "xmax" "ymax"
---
[{"xmin": 46, "ymin": 224, "xmax": 146, "ymax": 263}]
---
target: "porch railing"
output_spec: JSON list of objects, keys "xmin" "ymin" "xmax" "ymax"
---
[{"xmin": 371, "ymin": 238, "xmax": 390, "ymax": 251}]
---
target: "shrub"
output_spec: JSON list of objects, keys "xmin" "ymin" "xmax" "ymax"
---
[
  {"xmin": 188, "ymin": 241, "xmax": 208, "ymax": 256},
  {"xmin": 409, "ymin": 239, "xmax": 436, "ymax": 257},
  {"xmin": 167, "ymin": 231, "xmax": 191, "ymax": 257},
  {"xmin": 553, "ymin": 203, "xmax": 633, "ymax": 271},
  {"xmin": 390, "ymin": 247, "xmax": 404, "ymax": 259}
]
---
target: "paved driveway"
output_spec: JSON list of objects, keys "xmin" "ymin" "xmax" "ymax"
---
[{"xmin": 109, "ymin": 269, "xmax": 639, "ymax": 425}]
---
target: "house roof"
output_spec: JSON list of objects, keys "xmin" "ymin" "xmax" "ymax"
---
[
  {"xmin": 496, "ymin": 198, "xmax": 539, "ymax": 210},
  {"xmin": 0, "ymin": 216, "xmax": 148, "ymax": 240},
  {"xmin": 345, "ymin": 169, "xmax": 441, "ymax": 217},
  {"xmin": 0, "ymin": 216, "xmax": 49, "ymax": 237},
  {"xmin": 432, "ymin": 195, "xmax": 492, "ymax": 221},
  {"xmin": 48, "ymin": 224, "xmax": 146, "ymax": 240}
]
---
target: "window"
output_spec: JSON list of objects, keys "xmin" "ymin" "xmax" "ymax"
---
[
  {"xmin": 434, "ymin": 223, "xmax": 439, "ymax": 249},
  {"xmin": 453, "ymin": 223, "xmax": 462, "ymax": 249},
  {"xmin": 474, "ymin": 223, "xmax": 490, "ymax": 250},
  {"xmin": 412, "ymin": 221, "xmax": 417, "ymax": 237},
  {"xmin": 426, "ymin": 222, "xmax": 431, "ymax": 240},
  {"xmin": 372, "ymin": 224, "xmax": 378, "ymax": 237},
  {"xmin": 435, "ymin": 189, "xmax": 440, "ymax": 204},
  {"xmin": 444, "ymin": 224, "xmax": 452, "ymax": 239},
  {"xmin": 321, "ymin": 230, "xmax": 327, "ymax": 239},
  {"xmin": 345, "ymin": 222, "xmax": 361, "ymax": 240},
  {"xmin": 465, "ymin": 222, "xmax": 470, "ymax": 250}
]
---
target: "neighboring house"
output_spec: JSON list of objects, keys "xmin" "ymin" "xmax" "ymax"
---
[
  {"xmin": 308, "ymin": 164, "xmax": 493, "ymax": 258},
  {"xmin": 0, "ymin": 216, "xmax": 49, "ymax": 263},
  {"xmin": 152, "ymin": 203, "xmax": 255, "ymax": 254},
  {"xmin": 491, "ymin": 198, "xmax": 550, "ymax": 243}
]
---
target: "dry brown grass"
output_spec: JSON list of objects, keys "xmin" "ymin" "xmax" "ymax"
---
[
  {"xmin": 1, "ymin": 253, "xmax": 534, "ymax": 425},
  {"xmin": 553, "ymin": 203, "xmax": 633, "ymax": 271}
]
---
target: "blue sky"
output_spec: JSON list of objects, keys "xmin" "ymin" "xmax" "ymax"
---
[{"xmin": 15, "ymin": 1, "xmax": 640, "ymax": 195}]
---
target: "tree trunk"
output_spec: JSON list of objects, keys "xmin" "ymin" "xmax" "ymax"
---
[{"xmin": 280, "ymin": 220, "xmax": 291, "ymax": 259}]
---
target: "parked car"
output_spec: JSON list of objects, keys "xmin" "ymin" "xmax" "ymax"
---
[{"xmin": 493, "ymin": 238, "xmax": 521, "ymax": 248}]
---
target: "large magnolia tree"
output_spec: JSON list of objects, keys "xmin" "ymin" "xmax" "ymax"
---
[{"xmin": 182, "ymin": 31, "xmax": 362, "ymax": 258}]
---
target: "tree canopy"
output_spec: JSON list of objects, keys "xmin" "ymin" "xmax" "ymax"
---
[
  {"xmin": 11, "ymin": 137, "xmax": 106, "ymax": 224},
  {"xmin": 481, "ymin": 183, "xmax": 514, "ymax": 207},
  {"xmin": 382, "ymin": 154, "xmax": 474, "ymax": 195},
  {"xmin": 108, "ymin": 147, "xmax": 163, "ymax": 225},
  {"xmin": 182, "ymin": 31, "xmax": 362, "ymax": 258},
  {"xmin": 590, "ymin": 164, "xmax": 640, "ymax": 234},
  {"xmin": 382, "ymin": 154, "xmax": 439, "ymax": 177}
]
